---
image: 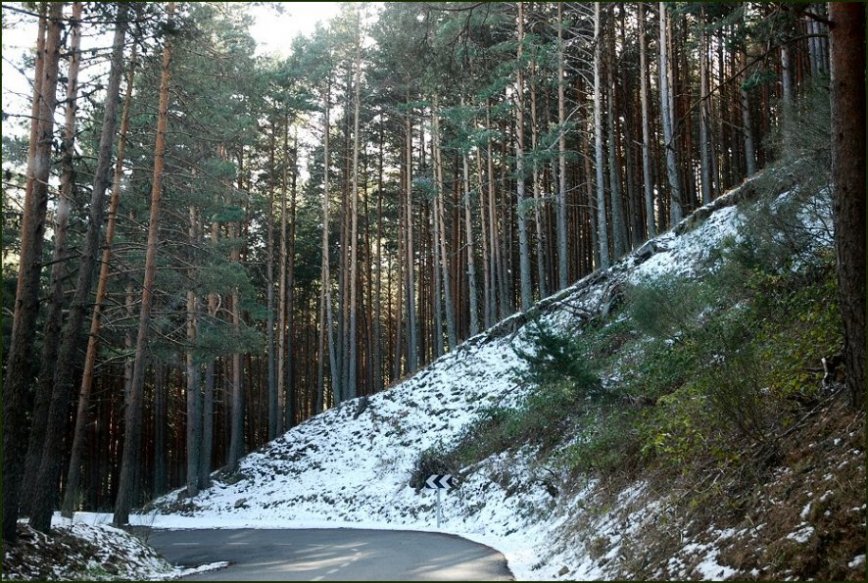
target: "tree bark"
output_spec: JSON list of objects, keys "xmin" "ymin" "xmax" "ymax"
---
[
  {"xmin": 699, "ymin": 20, "xmax": 713, "ymax": 205},
  {"xmin": 659, "ymin": 2, "xmax": 682, "ymax": 226},
  {"xmin": 593, "ymin": 3, "xmax": 610, "ymax": 270},
  {"xmin": 347, "ymin": 13, "xmax": 362, "ymax": 399},
  {"xmin": 828, "ymin": 2, "xmax": 865, "ymax": 409},
  {"xmin": 267, "ymin": 124, "xmax": 277, "ymax": 438},
  {"xmin": 556, "ymin": 2, "xmax": 569, "ymax": 290},
  {"xmin": 515, "ymin": 2, "xmax": 532, "ymax": 309},
  {"xmin": 114, "ymin": 2, "xmax": 174, "ymax": 527},
  {"xmin": 638, "ymin": 4, "xmax": 656, "ymax": 240},
  {"xmin": 2, "ymin": 2, "xmax": 56, "ymax": 542},
  {"xmin": 185, "ymin": 207, "xmax": 202, "ymax": 497}
]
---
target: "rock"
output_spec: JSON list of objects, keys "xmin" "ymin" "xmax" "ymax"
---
[
  {"xmin": 558, "ymin": 566, "xmax": 570, "ymax": 577},
  {"xmin": 234, "ymin": 498, "xmax": 248, "ymax": 509}
]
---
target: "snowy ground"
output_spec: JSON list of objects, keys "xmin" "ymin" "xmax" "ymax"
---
[{"xmin": 1, "ymin": 517, "xmax": 227, "ymax": 580}]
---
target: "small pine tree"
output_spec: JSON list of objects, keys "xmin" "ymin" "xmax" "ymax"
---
[{"xmin": 513, "ymin": 319, "xmax": 601, "ymax": 397}]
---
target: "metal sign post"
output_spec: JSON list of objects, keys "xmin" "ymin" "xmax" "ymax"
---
[{"xmin": 424, "ymin": 474, "xmax": 456, "ymax": 528}]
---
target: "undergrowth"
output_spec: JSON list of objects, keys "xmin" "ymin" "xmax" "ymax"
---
[{"xmin": 414, "ymin": 189, "xmax": 844, "ymax": 507}]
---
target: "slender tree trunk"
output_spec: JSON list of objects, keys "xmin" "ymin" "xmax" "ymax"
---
[
  {"xmin": 185, "ymin": 206, "xmax": 202, "ymax": 497},
  {"xmin": 529, "ymin": 66, "xmax": 547, "ymax": 298},
  {"xmin": 114, "ymin": 2, "xmax": 175, "ymax": 526},
  {"xmin": 638, "ymin": 4, "xmax": 656, "ymax": 240},
  {"xmin": 486, "ymin": 105, "xmax": 502, "ymax": 323},
  {"xmin": 699, "ymin": 21, "xmax": 713, "ymax": 205},
  {"xmin": 431, "ymin": 188, "xmax": 444, "ymax": 357},
  {"xmin": 61, "ymin": 46, "xmax": 136, "ymax": 518},
  {"xmin": 659, "ymin": 2, "xmax": 682, "ymax": 225},
  {"xmin": 739, "ymin": 50, "xmax": 757, "ymax": 176},
  {"xmin": 404, "ymin": 108, "xmax": 418, "ymax": 373},
  {"xmin": 476, "ymin": 146, "xmax": 492, "ymax": 329},
  {"xmin": 277, "ymin": 118, "xmax": 289, "ymax": 428},
  {"xmin": 432, "ymin": 100, "xmax": 457, "ymax": 349},
  {"xmin": 2, "ymin": 3, "xmax": 56, "ymax": 542},
  {"xmin": 347, "ymin": 16, "xmax": 362, "ymax": 399},
  {"xmin": 30, "ymin": 6, "xmax": 127, "ymax": 532},
  {"xmin": 227, "ymin": 179, "xmax": 244, "ymax": 471},
  {"xmin": 153, "ymin": 363, "xmax": 167, "ymax": 497},
  {"xmin": 515, "ymin": 2, "xmax": 532, "ymax": 309},
  {"xmin": 606, "ymin": 15, "xmax": 628, "ymax": 260},
  {"xmin": 463, "ymin": 148, "xmax": 479, "ymax": 337},
  {"xmin": 593, "ymin": 3, "xmax": 610, "ymax": 270},
  {"xmin": 266, "ymin": 125, "xmax": 277, "ymax": 438},
  {"xmin": 556, "ymin": 3, "xmax": 569, "ymax": 289},
  {"xmin": 828, "ymin": 2, "xmax": 865, "ymax": 408},
  {"xmin": 317, "ymin": 87, "xmax": 332, "ymax": 411}
]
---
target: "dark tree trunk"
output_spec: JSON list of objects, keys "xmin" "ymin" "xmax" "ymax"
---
[
  {"xmin": 114, "ymin": 2, "xmax": 175, "ymax": 526},
  {"xmin": 828, "ymin": 3, "xmax": 866, "ymax": 408},
  {"xmin": 2, "ymin": 3, "xmax": 56, "ymax": 542}
]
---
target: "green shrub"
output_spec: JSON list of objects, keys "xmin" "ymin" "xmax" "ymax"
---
[
  {"xmin": 513, "ymin": 319, "xmax": 601, "ymax": 396},
  {"xmin": 625, "ymin": 277, "xmax": 712, "ymax": 340}
]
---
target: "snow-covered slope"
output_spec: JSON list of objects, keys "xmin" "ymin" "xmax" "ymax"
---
[{"xmin": 143, "ymin": 176, "xmax": 862, "ymax": 580}]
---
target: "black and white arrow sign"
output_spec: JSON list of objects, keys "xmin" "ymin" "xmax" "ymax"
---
[{"xmin": 425, "ymin": 474, "xmax": 456, "ymax": 490}]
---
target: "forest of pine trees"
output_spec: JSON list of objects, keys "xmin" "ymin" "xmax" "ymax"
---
[{"xmin": 1, "ymin": 2, "xmax": 863, "ymax": 542}]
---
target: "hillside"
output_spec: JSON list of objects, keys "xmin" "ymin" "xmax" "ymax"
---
[{"xmin": 145, "ymin": 175, "xmax": 865, "ymax": 581}]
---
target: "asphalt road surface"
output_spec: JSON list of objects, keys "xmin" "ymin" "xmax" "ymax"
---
[{"xmin": 146, "ymin": 528, "xmax": 514, "ymax": 581}]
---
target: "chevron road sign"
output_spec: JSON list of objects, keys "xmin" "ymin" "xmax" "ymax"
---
[
  {"xmin": 423, "ymin": 474, "xmax": 457, "ymax": 527},
  {"xmin": 425, "ymin": 474, "xmax": 456, "ymax": 490}
]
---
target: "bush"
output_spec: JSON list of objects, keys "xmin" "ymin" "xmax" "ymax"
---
[
  {"xmin": 626, "ymin": 277, "xmax": 712, "ymax": 340},
  {"xmin": 513, "ymin": 319, "xmax": 601, "ymax": 396}
]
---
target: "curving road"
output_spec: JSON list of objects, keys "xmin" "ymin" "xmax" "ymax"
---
[{"xmin": 146, "ymin": 528, "xmax": 513, "ymax": 581}]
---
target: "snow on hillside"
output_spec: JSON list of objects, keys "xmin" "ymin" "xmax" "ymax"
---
[{"xmin": 138, "ymin": 176, "xmax": 852, "ymax": 580}]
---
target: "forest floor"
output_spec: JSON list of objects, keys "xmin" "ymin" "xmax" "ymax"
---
[{"xmin": 4, "ymin": 172, "xmax": 865, "ymax": 581}]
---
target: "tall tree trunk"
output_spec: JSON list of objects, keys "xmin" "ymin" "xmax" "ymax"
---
[
  {"xmin": 606, "ymin": 13, "xmax": 628, "ymax": 260},
  {"xmin": 593, "ymin": 3, "xmax": 610, "ymax": 270},
  {"xmin": 476, "ymin": 145, "xmax": 492, "ymax": 330},
  {"xmin": 114, "ymin": 2, "xmax": 175, "ymax": 527},
  {"xmin": 659, "ymin": 2, "xmax": 682, "ymax": 225},
  {"xmin": 556, "ymin": 2, "xmax": 569, "ymax": 290},
  {"xmin": 61, "ymin": 46, "xmax": 136, "ymax": 518},
  {"xmin": 2, "ymin": 2, "xmax": 57, "ymax": 542},
  {"xmin": 638, "ymin": 3, "xmax": 656, "ymax": 240},
  {"xmin": 404, "ymin": 108, "xmax": 418, "ymax": 373},
  {"xmin": 347, "ymin": 16, "xmax": 362, "ymax": 399},
  {"xmin": 153, "ymin": 363, "xmax": 167, "ymax": 497},
  {"xmin": 739, "ymin": 50, "xmax": 757, "ymax": 176},
  {"xmin": 30, "ymin": 6, "xmax": 127, "ymax": 532},
  {"xmin": 828, "ymin": 2, "xmax": 865, "ymax": 409},
  {"xmin": 23, "ymin": 1, "xmax": 82, "ymax": 518},
  {"xmin": 529, "ymin": 66, "xmax": 547, "ymax": 298},
  {"xmin": 227, "ymin": 172, "xmax": 245, "ymax": 471},
  {"xmin": 515, "ymin": 2, "xmax": 532, "ymax": 310},
  {"xmin": 431, "ymin": 188, "xmax": 444, "ymax": 357},
  {"xmin": 277, "ymin": 118, "xmax": 289, "ymax": 428},
  {"xmin": 699, "ymin": 20, "xmax": 713, "ymax": 205},
  {"xmin": 432, "ymin": 100, "xmax": 457, "ymax": 349},
  {"xmin": 266, "ymin": 124, "xmax": 277, "ymax": 438},
  {"xmin": 317, "ymin": 87, "xmax": 332, "ymax": 411},
  {"xmin": 463, "ymin": 147, "xmax": 480, "ymax": 337},
  {"xmin": 185, "ymin": 206, "xmax": 202, "ymax": 497},
  {"xmin": 486, "ymin": 105, "xmax": 503, "ymax": 323}
]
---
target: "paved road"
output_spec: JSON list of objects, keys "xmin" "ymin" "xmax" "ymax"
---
[{"xmin": 146, "ymin": 528, "xmax": 513, "ymax": 581}]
